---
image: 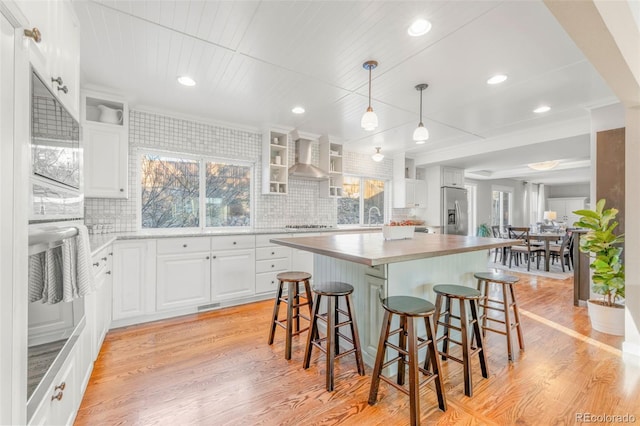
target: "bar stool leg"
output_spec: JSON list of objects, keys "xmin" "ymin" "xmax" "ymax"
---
[
  {"xmin": 501, "ymin": 284, "xmax": 514, "ymax": 361},
  {"xmin": 509, "ymin": 284, "xmax": 525, "ymax": 351},
  {"xmin": 368, "ymin": 310, "xmax": 392, "ymax": 405},
  {"xmin": 334, "ymin": 296, "xmax": 340, "ymax": 356},
  {"xmin": 345, "ymin": 294, "xmax": 365, "ymax": 375},
  {"xmin": 303, "ymin": 293, "xmax": 322, "ymax": 369},
  {"xmin": 268, "ymin": 280, "xmax": 284, "ymax": 345},
  {"xmin": 294, "ymin": 282, "xmax": 300, "ymax": 333},
  {"xmin": 424, "ymin": 316, "xmax": 446, "ymax": 411},
  {"xmin": 470, "ymin": 298, "xmax": 488, "ymax": 379},
  {"xmin": 407, "ymin": 318, "xmax": 420, "ymax": 426},
  {"xmin": 459, "ymin": 299, "xmax": 473, "ymax": 397},
  {"xmin": 397, "ymin": 315, "xmax": 407, "ymax": 386},
  {"xmin": 326, "ymin": 295, "xmax": 336, "ymax": 392},
  {"xmin": 285, "ymin": 282, "xmax": 295, "ymax": 360},
  {"xmin": 303, "ymin": 280, "xmax": 317, "ymax": 341},
  {"xmin": 441, "ymin": 296, "xmax": 451, "ymax": 360}
]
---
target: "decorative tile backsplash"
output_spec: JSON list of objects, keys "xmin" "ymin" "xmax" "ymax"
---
[{"xmin": 84, "ymin": 110, "xmax": 393, "ymax": 231}]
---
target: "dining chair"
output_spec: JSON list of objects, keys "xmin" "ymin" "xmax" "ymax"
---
[
  {"xmin": 490, "ymin": 225, "xmax": 503, "ymax": 262},
  {"xmin": 507, "ymin": 227, "xmax": 545, "ymax": 271},
  {"xmin": 549, "ymin": 232, "xmax": 573, "ymax": 272}
]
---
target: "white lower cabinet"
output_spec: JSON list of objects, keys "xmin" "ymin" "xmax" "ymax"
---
[
  {"xmin": 112, "ymin": 240, "xmax": 156, "ymax": 321},
  {"xmin": 255, "ymin": 234, "xmax": 290, "ymax": 295},
  {"xmin": 156, "ymin": 252, "xmax": 211, "ymax": 310},
  {"xmin": 211, "ymin": 248, "xmax": 255, "ymax": 301}
]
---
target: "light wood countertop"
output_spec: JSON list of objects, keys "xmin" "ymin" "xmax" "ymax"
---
[{"xmin": 271, "ymin": 232, "xmax": 519, "ymax": 266}]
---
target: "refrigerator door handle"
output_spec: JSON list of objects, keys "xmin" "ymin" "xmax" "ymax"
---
[{"xmin": 454, "ymin": 200, "xmax": 460, "ymax": 231}]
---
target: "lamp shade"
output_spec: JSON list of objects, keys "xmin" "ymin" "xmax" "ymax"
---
[
  {"xmin": 543, "ymin": 211, "xmax": 557, "ymax": 221},
  {"xmin": 412, "ymin": 123, "xmax": 429, "ymax": 142},
  {"xmin": 361, "ymin": 108, "xmax": 378, "ymax": 131},
  {"xmin": 528, "ymin": 160, "xmax": 559, "ymax": 171},
  {"xmin": 372, "ymin": 147, "xmax": 384, "ymax": 162}
]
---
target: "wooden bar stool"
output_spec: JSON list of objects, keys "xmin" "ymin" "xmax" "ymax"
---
[
  {"xmin": 267, "ymin": 271, "xmax": 313, "ymax": 360},
  {"xmin": 303, "ymin": 281, "xmax": 365, "ymax": 392},
  {"xmin": 432, "ymin": 284, "xmax": 488, "ymax": 397},
  {"xmin": 474, "ymin": 272, "xmax": 524, "ymax": 361},
  {"xmin": 368, "ymin": 296, "xmax": 447, "ymax": 426}
]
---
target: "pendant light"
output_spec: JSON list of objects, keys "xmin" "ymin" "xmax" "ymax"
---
[
  {"xmin": 361, "ymin": 60, "xmax": 379, "ymax": 131},
  {"xmin": 413, "ymin": 83, "xmax": 430, "ymax": 143},
  {"xmin": 372, "ymin": 147, "xmax": 384, "ymax": 162}
]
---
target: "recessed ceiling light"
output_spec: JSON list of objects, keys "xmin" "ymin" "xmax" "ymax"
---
[
  {"xmin": 528, "ymin": 160, "xmax": 560, "ymax": 171},
  {"xmin": 415, "ymin": 140, "xmax": 426, "ymax": 145},
  {"xmin": 177, "ymin": 76, "xmax": 196, "ymax": 87},
  {"xmin": 487, "ymin": 74, "xmax": 508, "ymax": 85},
  {"xmin": 533, "ymin": 105, "xmax": 551, "ymax": 113},
  {"xmin": 292, "ymin": 106, "xmax": 305, "ymax": 114},
  {"xmin": 408, "ymin": 19, "xmax": 432, "ymax": 37}
]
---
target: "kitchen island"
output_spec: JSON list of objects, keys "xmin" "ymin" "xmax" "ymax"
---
[{"xmin": 271, "ymin": 232, "xmax": 517, "ymax": 365}]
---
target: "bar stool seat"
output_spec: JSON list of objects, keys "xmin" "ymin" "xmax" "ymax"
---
[
  {"xmin": 432, "ymin": 284, "xmax": 488, "ymax": 398},
  {"xmin": 303, "ymin": 281, "xmax": 365, "ymax": 392},
  {"xmin": 474, "ymin": 272, "xmax": 524, "ymax": 361},
  {"xmin": 268, "ymin": 271, "xmax": 313, "ymax": 360},
  {"xmin": 368, "ymin": 296, "xmax": 447, "ymax": 426}
]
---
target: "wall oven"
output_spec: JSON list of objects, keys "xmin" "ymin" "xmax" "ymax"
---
[{"xmin": 29, "ymin": 69, "xmax": 83, "ymax": 222}]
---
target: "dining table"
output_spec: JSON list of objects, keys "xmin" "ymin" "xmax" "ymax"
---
[{"xmin": 527, "ymin": 231, "xmax": 564, "ymax": 271}]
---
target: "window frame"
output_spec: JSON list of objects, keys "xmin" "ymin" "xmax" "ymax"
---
[
  {"xmin": 491, "ymin": 185, "xmax": 513, "ymax": 231},
  {"xmin": 337, "ymin": 175, "xmax": 389, "ymax": 227},
  {"xmin": 137, "ymin": 149, "xmax": 254, "ymax": 232}
]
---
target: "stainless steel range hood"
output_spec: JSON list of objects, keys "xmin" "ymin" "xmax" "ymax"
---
[{"xmin": 288, "ymin": 139, "xmax": 329, "ymax": 180}]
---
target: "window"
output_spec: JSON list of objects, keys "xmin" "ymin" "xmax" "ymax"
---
[
  {"xmin": 338, "ymin": 176, "xmax": 386, "ymax": 225},
  {"xmin": 491, "ymin": 186, "xmax": 513, "ymax": 230},
  {"xmin": 141, "ymin": 152, "xmax": 252, "ymax": 229}
]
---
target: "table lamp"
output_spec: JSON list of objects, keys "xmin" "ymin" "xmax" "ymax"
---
[{"xmin": 543, "ymin": 211, "xmax": 557, "ymax": 224}]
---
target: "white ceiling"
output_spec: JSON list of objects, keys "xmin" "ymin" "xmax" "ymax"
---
[{"xmin": 73, "ymin": 0, "xmax": 618, "ymax": 186}]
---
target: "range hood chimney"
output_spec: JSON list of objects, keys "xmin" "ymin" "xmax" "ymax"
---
[{"xmin": 288, "ymin": 138, "xmax": 329, "ymax": 180}]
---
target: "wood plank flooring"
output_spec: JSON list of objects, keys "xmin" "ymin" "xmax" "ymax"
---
[{"xmin": 75, "ymin": 272, "xmax": 640, "ymax": 425}]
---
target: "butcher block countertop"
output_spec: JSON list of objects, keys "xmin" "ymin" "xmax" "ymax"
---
[{"xmin": 271, "ymin": 232, "xmax": 518, "ymax": 266}]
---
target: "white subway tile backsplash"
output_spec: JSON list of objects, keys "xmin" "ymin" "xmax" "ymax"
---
[{"xmin": 85, "ymin": 110, "xmax": 393, "ymax": 231}]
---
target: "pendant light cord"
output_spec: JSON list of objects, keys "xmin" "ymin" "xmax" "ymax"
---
[
  {"xmin": 419, "ymin": 87, "xmax": 423, "ymax": 125},
  {"xmin": 368, "ymin": 66, "xmax": 372, "ymax": 109}
]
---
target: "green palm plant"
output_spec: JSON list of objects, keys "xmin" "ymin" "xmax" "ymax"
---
[
  {"xmin": 476, "ymin": 223, "xmax": 491, "ymax": 237},
  {"xmin": 573, "ymin": 199, "xmax": 625, "ymax": 307}
]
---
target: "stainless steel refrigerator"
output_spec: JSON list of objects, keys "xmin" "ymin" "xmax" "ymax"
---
[{"xmin": 441, "ymin": 186, "xmax": 468, "ymax": 235}]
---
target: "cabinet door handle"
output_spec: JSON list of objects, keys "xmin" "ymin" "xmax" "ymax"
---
[
  {"xmin": 101, "ymin": 257, "xmax": 107, "ymax": 261},
  {"xmin": 233, "ymin": 241, "xmax": 237, "ymax": 245},
  {"xmin": 93, "ymin": 262, "xmax": 100, "ymax": 267},
  {"xmin": 109, "ymin": 252, "xmax": 113, "ymax": 256},
  {"xmin": 271, "ymin": 280, "xmax": 275, "ymax": 284},
  {"xmin": 24, "ymin": 27, "xmax": 41, "ymax": 43},
  {"xmin": 120, "ymin": 188, "xmax": 124, "ymax": 192},
  {"xmin": 106, "ymin": 271, "xmax": 111, "ymax": 275},
  {"xmin": 206, "ymin": 256, "xmax": 210, "ymax": 260},
  {"xmin": 51, "ymin": 76, "xmax": 64, "ymax": 86},
  {"xmin": 57, "ymin": 85, "xmax": 68, "ymax": 94},
  {"xmin": 51, "ymin": 392, "xmax": 63, "ymax": 401},
  {"xmin": 183, "ymin": 244, "xmax": 187, "ymax": 248},
  {"xmin": 271, "ymin": 252, "xmax": 275, "ymax": 255},
  {"xmin": 55, "ymin": 382, "xmax": 66, "ymax": 391},
  {"xmin": 271, "ymin": 264, "xmax": 275, "ymax": 268}
]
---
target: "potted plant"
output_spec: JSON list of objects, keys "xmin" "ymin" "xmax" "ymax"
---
[
  {"xmin": 573, "ymin": 199, "xmax": 625, "ymax": 335},
  {"xmin": 476, "ymin": 223, "xmax": 491, "ymax": 237}
]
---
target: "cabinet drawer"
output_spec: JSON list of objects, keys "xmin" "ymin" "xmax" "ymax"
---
[
  {"xmin": 91, "ymin": 246, "xmax": 113, "ymax": 278},
  {"xmin": 256, "ymin": 246, "xmax": 290, "ymax": 261},
  {"xmin": 211, "ymin": 235, "xmax": 255, "ymax": 251},
  {"xmin": 256, "ymin": 258, "xmax": 290, "ymax": 274},
  {"xmin": 256, "ymin": 272, "xmax": 280, "ymax": 294},
  {"xmin": 157, "ymin": 237, "xmax": 210, "ymax": 254},
  {"xmin": 255, "ymin": 233, "xmax": 288, "ymax": 247}
]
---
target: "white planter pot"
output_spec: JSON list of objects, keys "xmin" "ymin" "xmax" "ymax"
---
[{"xmin": 587, "ymin": 300, "xmax": 625, "ymax": 336}]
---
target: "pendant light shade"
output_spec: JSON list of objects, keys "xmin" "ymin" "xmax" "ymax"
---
[
  {"xmin": 361, "ymin": 60, "xmax": 379, "ymax": 131},
  {"xmin": 372, "ymin": 147, "xmax": 384, "ymax": 162},
  {"xmin": 413, "ymin": 83, "xmax": 430, "ymax": 143}
]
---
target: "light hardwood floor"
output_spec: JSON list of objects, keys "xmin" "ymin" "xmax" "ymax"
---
[{"xmin": 76, "ymin": 272, "xmax": 640, "ymax": 425}]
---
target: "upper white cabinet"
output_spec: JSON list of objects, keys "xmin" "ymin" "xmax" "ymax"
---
[
  {"xmin": 393, "ymin": 155, "xmax": 427, "ymax": 208},
  {"xmin": 19, "ymin": 0, "xmax": 80, "ymax": 119},
  {"xmin": 442, "ymin": 167, "xmax": 465, "ymax": 187},
  {"xmin": 262, "ymin": 129, "xmax": 289, "ymax": 195},
  {"xmin": 319, "ymin": 135, "xmax": 343, "ymax": 198},
  {"xmin": 81, "ymin": 91, "xmax": 129, "ymax": 198}
]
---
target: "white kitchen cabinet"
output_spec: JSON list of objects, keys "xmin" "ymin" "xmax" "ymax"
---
[
  {"xmin": 85, "ymin": 244, "xmax": 112, "ymax": 361},
  {"xmin": 262, "ymin": 129, "xmax": 289, "ymax": 195},
  {"xmin": 18, "ymin": 0, "xmax": 80, "ymax": 119},
  {"xmin": 157, "ymin": 253, "xmax": 211, "ymax": 311},
  {"xmin": 112, "ymin": 240, "xmax": 156, "ymax": 321},
  {"xmin": 392, "ymin": 155, "xmax": 427, "ymax": 208},
  {"xmin": 319, "ymin": 135, "xmax": 343, "ymax": 198},
  {"xmin": 211, "ymin": 248, "xmax": 256, "ymax": 301},
  {"xmin": 547, "ymin": 197, "xmax": 586, "ymax": 226},
  {"xmin": 82, "ymin": 91, "xmax": 129, "ymax": 198},
  {"xmin": 442, "ymin": 167, "xmax": 465, "ymax": 187},
  {"xmin": 255, "ymin": 234, "xmax": 291, "ymax": 294}
]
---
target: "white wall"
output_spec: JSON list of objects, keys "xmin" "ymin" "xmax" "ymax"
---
[
  {"xmin": 466, "ymin": 178, "xmax": 526, "ymax": 229},
  {"xmin": 546, "ymin": 183, "xmax": 590, "ymax": 199}
]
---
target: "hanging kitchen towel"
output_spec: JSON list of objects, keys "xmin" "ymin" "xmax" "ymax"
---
[
  {"xmin": 28, "ymin": 247, "xmax": 64, "ymax": 304},
  {"xmin": 73, "ymin": 224, "xmax": 95, "ymax": 298}
]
